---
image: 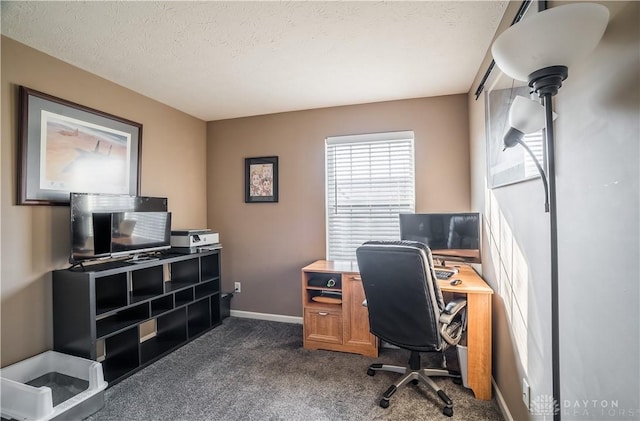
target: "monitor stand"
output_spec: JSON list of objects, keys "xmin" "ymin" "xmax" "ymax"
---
[
  {"xmin": 434, "ymin": 257, "xmax": 459, "ymax": 274},
  {"xmin": 126, "ymin": 254, "xmax": 160, "ymax": 264}
]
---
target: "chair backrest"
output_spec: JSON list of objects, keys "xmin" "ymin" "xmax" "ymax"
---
[{"xmin": 356, "ymin": 240, "xmax": 446, "ymax": 352}]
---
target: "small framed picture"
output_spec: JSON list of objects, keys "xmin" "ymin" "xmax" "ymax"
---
[{"xmin": 245, "ymin": 156, "xmax": 278, "ymax": 203}]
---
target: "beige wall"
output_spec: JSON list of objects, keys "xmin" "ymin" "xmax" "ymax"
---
[
  {"xmin": 0, "ymin": 37, "xmax": 208, "ymax": 366},
  {"xmin": 207, "ymin": 96, "xmax": 471, "ymax": 317}
]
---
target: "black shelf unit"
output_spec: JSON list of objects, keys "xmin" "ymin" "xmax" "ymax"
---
[{"xmin": 53, "ymin": 250, "xmax": 222, "ymax": 386}]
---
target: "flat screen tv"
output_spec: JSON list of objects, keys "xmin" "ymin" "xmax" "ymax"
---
[
  {"xmin": 399, "ymin": 212, "xmax": 481, "ymax": 264},
  {"xmin": 70, "ymin": 193, "xmax": 169, "ymax": 264}
]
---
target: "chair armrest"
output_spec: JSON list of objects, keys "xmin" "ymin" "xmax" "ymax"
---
[
  {"xmin": 444, "ymin": 298, "xmax": 467, "ymax": 315},
  {"xmin": 439, "ymin": 298, "xmax": 467, "ymax": 325},
  {"xmin": 439, "ymin": 298, "xmax": 467, "ymax": 346}
]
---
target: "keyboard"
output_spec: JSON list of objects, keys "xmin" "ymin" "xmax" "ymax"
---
[{"xmin": 435, "ymin": 270, "xmax": 455, "ymax": 280}]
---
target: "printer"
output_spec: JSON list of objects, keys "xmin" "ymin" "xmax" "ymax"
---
[{"xmin": 171, "ymin": 229, "xmax": 220, "ymax": 252}]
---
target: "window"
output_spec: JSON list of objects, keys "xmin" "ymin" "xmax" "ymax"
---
[{"xmin": 326, "ymin": 131, "xmax": 415, "ymax": 261}]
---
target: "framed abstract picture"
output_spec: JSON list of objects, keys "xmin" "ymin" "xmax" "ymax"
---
[
  {"xmin": 245, "ymin": 156, "xmax": 279, "ymax": 203},
  {"xmin": 18, "ymin": 86, "xmax": 142, "ymax": 205}
]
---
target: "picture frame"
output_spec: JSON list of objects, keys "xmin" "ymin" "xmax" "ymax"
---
[
  {"xmin": 18, "ymin": 86, "xmax": 142, "ymax": 205},
  {"xmin": 245, "ymin": 156, "xmax": 278, "ymax": 203},
  {"xmin": 484, "ymin": 1, "xmax": 546, "ymax": 189}
]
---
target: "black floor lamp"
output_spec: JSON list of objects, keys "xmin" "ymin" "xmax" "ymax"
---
[{"xmin": 490, "ymin": 3, "xmax": 609, "ymax": 420}]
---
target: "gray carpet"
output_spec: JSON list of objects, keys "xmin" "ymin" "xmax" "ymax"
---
[{"xmin": 87, "ymin": 317, "xmax": 504, "ymax": 420}]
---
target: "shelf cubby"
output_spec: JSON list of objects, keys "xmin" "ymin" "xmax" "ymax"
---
[
  {"xmin": 304, "ymin": 289, "xmax": 342, "ymax": 307},
  {"xmin": 175, "ymin": 288, "xmax": 194, "ymax": 307},
  {"xmin": 96, "ymin": 302, "xmax": 149, "ymax": 338},
  {"xmin": 201, "ymin": 254, "xmax": 220, "ymax": 281},
  {"xmin": 187, "ymin": 298, "xmax": 211, "ymax": 338},
  {"xmin": 304, "ymin": 299, "xmax": 343, "ymax": 311},
  {"xmin": 151, "ymin": 294, "xmax": 174, "ymax": 317},
  {"xmin": 131, "ymin": 266, "xmax": 164, "ymax": 303},
  {"xmin": 140, "ymin": 308, "xmax": 187, "ymax": 364},
  {"xmin": 305, "ymin": 273, "xmax": 342, "ymax": 290},
  {"xmin": 195, "ymin": 280, "xmax": 218, "ymax": 300},
  {"xmin": 169, "ymin": 258, "xmax": 200, "ymax": 286},
  {"xmin": 95, "ymin": 273, "xmax": 128, "ymax": 315},
  {"xmin": 102, "ymin": 327, "xmax": 140, "ymax": 383}
]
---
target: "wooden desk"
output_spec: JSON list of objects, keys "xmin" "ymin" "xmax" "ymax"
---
[
  {"xmin": 302, "ymin": 260, "xmax": 378, "ymax": 358},
  {"xmin": 301, "ymin": 260, "xmax": 493, "ymax": 401},
  {"xmin": 439, "ymin": 265, "xmax": 493, "ymax": 400}
]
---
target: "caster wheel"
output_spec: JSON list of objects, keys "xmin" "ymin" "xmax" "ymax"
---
[
  {"xmin": 367, "ymin": 368, "xmax": 375, "ymax": 376},
  {"xmin": 379, "ymin": 399, "xmax": 390, "ymax": 409},
  {"xmin": 453, "ymin": 377, "xmax": 463, "ymax": 385},
  {"xmin": 411, "ymin": 379, "xmax": 419, "ymax": 385},
  {"xmin": 443, "ymin": 407, "xmax": 453, "ymax": 417}
]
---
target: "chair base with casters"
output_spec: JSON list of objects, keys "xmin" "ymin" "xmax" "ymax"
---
[{"xmin": 366, "ymin": 350, "xmax": 461, "ymax": 417}]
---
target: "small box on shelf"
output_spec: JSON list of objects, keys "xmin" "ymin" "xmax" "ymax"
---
[{"xmin": 306, "ymin": 274, "xmax": 341, "ymax": 289}]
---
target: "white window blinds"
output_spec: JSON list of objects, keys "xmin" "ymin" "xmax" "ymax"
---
[
  {"xmin": 325, "ymin": 131, "xmax": 415, "ymax": 261},
  {"xmin": 523, "ymin": 131, "xmax": 545, "ymax": 178}
]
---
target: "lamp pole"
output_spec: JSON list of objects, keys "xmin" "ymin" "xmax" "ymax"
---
[
  {"xmin": 542, "ymin": 92, "xmax": 561, "ymax": 421},
  {"xmin": 528, "ymin": 65, "xmax": 565, "ymax": 421}
]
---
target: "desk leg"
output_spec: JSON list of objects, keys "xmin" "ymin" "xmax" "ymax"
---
[{"xmin": 466, "ymin": 292, "xmax": 492, "ymax": 400}]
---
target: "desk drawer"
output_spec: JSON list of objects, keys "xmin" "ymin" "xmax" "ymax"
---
[{"xmin": 304, "ymin": 308, "xmax": 342, "ymax": 344}]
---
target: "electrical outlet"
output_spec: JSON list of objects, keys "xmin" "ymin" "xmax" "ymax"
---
[
  {"xmin": 522, "ymin": 378, "xmax": 530, "ymax": 409},
  {"xmin": 234, "ymin": 282, "xmax": 241, "ymax": 293}
]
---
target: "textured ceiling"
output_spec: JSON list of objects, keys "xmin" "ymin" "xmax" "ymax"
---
[{"xmin": 1, "ymin": 1, "xmax": 508, "ymax": 121}]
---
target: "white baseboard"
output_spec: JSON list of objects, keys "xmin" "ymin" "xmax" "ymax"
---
[
  {"xmin": 230, "ymin": 310, "xmax": 303, "ymax": 324},
  {"xmin": 493, "ymin": 377, "xmax": 514, "ymax": 421}
]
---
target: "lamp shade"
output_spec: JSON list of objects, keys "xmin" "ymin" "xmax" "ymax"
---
[
  {"xmin": 491, "ymin": 3, "xmax": 609, "ymax": 82},
  {"xmin": 503, "ymin": 96, "xmax": 558, "ymax": 149},
  {"xmin": 509, "ymin": 96, "xmax": 547, "ymax": 134}
]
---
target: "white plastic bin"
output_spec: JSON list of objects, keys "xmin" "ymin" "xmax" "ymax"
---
[
  {"xmin": 1, "ymin": 351, "xmax": 107, "ymax": 421},
  {"xmin": 457, "ymin": 344, "xmax": 469, "ymax": 388}
]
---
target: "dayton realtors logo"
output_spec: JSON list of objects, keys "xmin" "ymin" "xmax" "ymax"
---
[
  {"xmin": 562, "ymin": 399, "xmax": 637, "ymax": 418},
  {"xmin": 530, "ymin": 395, "xmax": 560, "ymax": 419},
  {"xmin": 531, "ymin": 395, "xmax": 638, "ymax": 419}
]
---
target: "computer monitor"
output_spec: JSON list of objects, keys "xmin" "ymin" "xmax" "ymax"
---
[{"xmin": 399, "ymin": 212, "xmax": 481, "ymax": 264}]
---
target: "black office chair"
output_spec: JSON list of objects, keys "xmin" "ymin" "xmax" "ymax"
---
[{"xmin": 356, "ymin": 240, "xmax": 467, "ymax": 417}]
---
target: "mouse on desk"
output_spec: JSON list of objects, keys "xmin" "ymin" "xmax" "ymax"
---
[{"xmin": 450, "ymin": 279, "xmax": 462, "ymax": 286}]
